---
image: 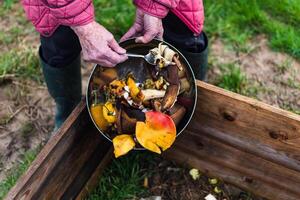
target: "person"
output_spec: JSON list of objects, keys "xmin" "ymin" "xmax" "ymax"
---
[{"xmin": 21, "ymin": 0, "xmax": 207, "ymax": 130}]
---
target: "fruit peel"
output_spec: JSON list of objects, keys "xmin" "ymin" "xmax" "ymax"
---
[
  {"xmin": 103, "ymin": 102, "xmax": 116, "ymax": 123},
  {"xmin": 136, "ymin": 111, "xmax": 176, "ymax": 154},
  {"xmin": 90, "ymin": 104, "xmax": 109, "ymax": 131},
  {"xmin": 112, "ymin": 134, "xmax": 135, "ymax": 158}
]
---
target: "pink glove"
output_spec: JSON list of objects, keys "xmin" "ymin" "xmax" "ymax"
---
[
  {"xmin": 120, "ymin": 9, "xmax": 163, "ymax": 43},
  {"xmin": 72, "ymin": 21, "xmax": 128, "ymax": 67}
]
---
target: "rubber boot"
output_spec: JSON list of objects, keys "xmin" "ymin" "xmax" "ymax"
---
[
  {"xmin": 162, "ymin": 12, "xmax": 209, "ymax": 81},
  {"xmin": 179, "ymin": 42, "xmax": 209, "ymax": 81},
  {"xmin": 40, "ymin": 54, "xmax": 82, "ymax": 130}
]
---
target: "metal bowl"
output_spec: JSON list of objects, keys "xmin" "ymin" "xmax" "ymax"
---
[{"xmin": 86, "ymin": 38, "xmax": 197, "ymax": 145}]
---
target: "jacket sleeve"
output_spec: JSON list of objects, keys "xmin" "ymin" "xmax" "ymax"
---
[
  {"xmin": 46, "ymin": 0, "xmax": 94, "ymax": 26},
  {"xmin": 134, "ymin": 0, "xmax": 180, "ymax": 18}
]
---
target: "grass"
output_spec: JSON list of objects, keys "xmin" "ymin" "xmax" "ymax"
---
[
  {"xmin": 2, "ymin": 0, "xmax": 16, "ymax": 9},
  {"xmin": 276, "ymin": 58, "xmax": 293, "ymax": 74},
  {"xmin": 86, "ymin": 151, "xmax": 155, "ymax": 200},
  {"xmin": 0, "ymin": 48, "xmax": 42, "ymax": 83},
  {"xmin": 216, "ymin": 64, "xmax": 247, "ymax": 93},
  {"xmin": 93, "ymin": 0, "xmax": 135, "ymax": 39},
  {"xmin": 0, "ymin": 2, "xmax": 41, "ymax": 83},
  {"xmin": 0, "ymin": 147, "xmax": 40, "ymax": 199},
  {"xmin": 205, "ymin": 0, "xmax": 300, "ymax": 59}
]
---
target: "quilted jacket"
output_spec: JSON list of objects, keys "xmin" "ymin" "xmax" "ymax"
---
[
  {"xmin": 22, "ymin": 0, "xmax": 204, "ymax": 37},
  {"xmin": 134, "ymin": 0, "xmax": 204, "ymax": 35}
]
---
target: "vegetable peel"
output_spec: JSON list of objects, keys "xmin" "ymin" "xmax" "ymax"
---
[
  {"xmin": 90, "ymin": 104, "xmax": 109, "ymax": 131},
  {"xmin": 112, "ymin": 134, "xmax": 135, "ymax": 158},
  {"xmin": 136, "ymin": 111, "xmax": 176, "ymax": 154}
]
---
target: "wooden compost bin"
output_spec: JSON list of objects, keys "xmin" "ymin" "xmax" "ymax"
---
[{"xmin": 5, "ymin": 81, "xmax": 300, "ymax": 200}]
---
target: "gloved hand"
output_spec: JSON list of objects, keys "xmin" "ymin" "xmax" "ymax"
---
[
  {"xmin": 72, "ymin": 21, "xmax": 128, "ymax": 67},
  {"xmin": 120, "ymin": 9, "xmax": 163, "ymax": 43}
]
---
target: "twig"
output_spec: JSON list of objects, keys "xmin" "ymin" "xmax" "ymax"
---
[
  {"xmin": 4, "ymin": 105, "xmax": 27, "ymax": 124},
  {"xmin": 232, "ymin": 44, "xmax": 260, "ymax": 63},
  {"xmin": 12, "ymin": 81, "xmax": 47, "ymax": 90},
  {"xmin": 0, "ymin": 74, "xmax": 16, "ymax": 79},
  {"xmin": 0, "ymin": 74, "xmax": 15, "ymax": 85}
]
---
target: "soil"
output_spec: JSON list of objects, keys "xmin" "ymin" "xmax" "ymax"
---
[
  {"xmin": 208, "ymin": 35, "xmax": 300, "ymax": 113},
  {"xmin": 0, "ymin": 81, "xmax": 52, "ymax": 176},
  {"xmin": 145, "ymin": 158, "xmax": 263, "ymax": 200},
  {"xmin": 0, "ymin": 4, "xmax": 95, "ymax": 180},
  {"xmin": 0, "ymin": 66, "xmax": 93, "ymax": 181}
]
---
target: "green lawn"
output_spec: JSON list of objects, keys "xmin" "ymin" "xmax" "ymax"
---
[
  {"xmin": 204, "ymin": 0, "xmax": 300, "ymax": 59},
  {"xmin": 87, "ymin": 152, "xmax": 155, "ymax": 200},
  {"xmin": 0, "ymin": 148, "xmax": 40, "ymax": 199}
]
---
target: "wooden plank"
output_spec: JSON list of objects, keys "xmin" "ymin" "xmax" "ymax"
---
[
  {"xmin": 5, "ymin": 100, "xmax": 113, "ymax": 200},
  {"xmin": 164, "ymin": 81, "xmax": 300, "ymax": 200},
  {"xmin": 6, "ymin": 81, "xmax": 300, "ymax": 200},
  {"xmin": 193, "ymin": 81, "xmax": 300, "ymax": 172},
  {"xmin": 75, "ymin": 147, "xmax": 113, "ymax": 200}
]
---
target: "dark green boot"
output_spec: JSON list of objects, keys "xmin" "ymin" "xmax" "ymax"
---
[
  {"xmin": 40, "ymin": 55, "xmax": 82, "ymax": 130},
  {"xmin": 179, "ymin": 44, "xmax": 209, "ymax": 81}
]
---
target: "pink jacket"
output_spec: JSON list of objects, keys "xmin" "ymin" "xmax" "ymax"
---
[
  {"xmin": 22, "ymin": 0, "xmax": 204, "ymax": 37},
  {"xmin": 134, "ymin": 0, "xmax": 204, "ymax": 35}
]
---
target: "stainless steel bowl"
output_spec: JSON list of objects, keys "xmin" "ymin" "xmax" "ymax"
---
[{"xmin": 86, "ymin": 38, "xmax": 197, "ymax": 145}]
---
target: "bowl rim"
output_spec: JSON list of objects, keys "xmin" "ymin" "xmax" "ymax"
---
[{"xmin": 86, "ymin": 38, "xmax": 197, "ymax": 149}]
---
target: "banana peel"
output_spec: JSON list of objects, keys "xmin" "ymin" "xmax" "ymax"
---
[{"xmin": 161, "ymin": 65, "xmax": 180, "ymax": 111}]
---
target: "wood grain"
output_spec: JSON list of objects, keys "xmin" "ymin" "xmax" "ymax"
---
[
  {"xmin": 164, "ymin": 81, "xmax": 300, "ymax": 200},
  {"xmin": 6, "ymin": 81, "xmax": 300, "ymax": 200},
  {"xmin": 5, "ymin": 100, "xmax": 113, "ymax": 200}
]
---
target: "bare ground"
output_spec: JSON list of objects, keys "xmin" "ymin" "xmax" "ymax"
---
[
  {"xmin": 208, "ymin": 35, "xmax": 300, "ymax": 113},
  {"xmin": 0, "ymin": 4, "xmax": 95, "ymax": 180}
]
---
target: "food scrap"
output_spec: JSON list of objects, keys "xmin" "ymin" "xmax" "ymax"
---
[{"xmin": 89, "ymin": 43, "xmax": 193, "ymax": 158}]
